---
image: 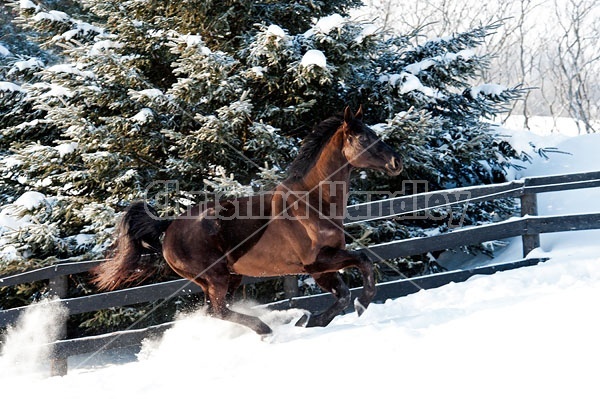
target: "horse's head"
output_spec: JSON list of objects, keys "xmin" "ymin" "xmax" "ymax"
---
[{"xmin": 341, "ymin": 105, "xmax": 403, "ymax": 176}]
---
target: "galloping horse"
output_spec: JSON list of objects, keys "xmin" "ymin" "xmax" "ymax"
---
[{"xmin": 92, "ymin": 106, "xmax": 402, "ymax": 335}]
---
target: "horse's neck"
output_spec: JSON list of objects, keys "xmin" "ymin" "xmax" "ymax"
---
[{"xmin": 302, "ymin": 131, "xmax": 351, "ymax": 209}]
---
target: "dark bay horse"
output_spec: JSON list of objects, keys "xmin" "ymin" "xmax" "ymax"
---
[{"xmin": 92, "ymin": 106, "xmax": 402, "ymax": 335}]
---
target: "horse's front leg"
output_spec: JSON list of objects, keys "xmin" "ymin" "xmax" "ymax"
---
[
  {"xmin": 298, "ymin": 247, "xmax": 376, "ymax": 327},
  {"xmin": 353, "ymin": 252, "xmax": 376, "ymax": 316},
  {"xmin": 296, "ymin": 272, "xmax": 351, "ymax": 328}
]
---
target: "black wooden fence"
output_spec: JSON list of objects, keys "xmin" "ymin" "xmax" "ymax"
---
[{"xmin": 2, "ymin": 170, "xmax": 600, "ymax": 376}]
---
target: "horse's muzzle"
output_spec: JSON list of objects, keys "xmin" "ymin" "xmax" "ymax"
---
[{"xmin": 385, "ymin": 156, "xmax": 403, "ymax": 176}]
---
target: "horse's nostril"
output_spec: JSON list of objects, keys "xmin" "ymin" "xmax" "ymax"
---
[{"xmin": 386, "ymin": 157, "xmax": 402, "ymax": 175}]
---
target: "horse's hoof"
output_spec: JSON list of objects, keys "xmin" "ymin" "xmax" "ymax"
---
[
  {"xmin": 295, "ymin": 313, "xmax": 311, "ymax": 327},
  {"xmin": 256, "ymin": 324, "xmax": 273, "ymax": 336},
  {"xmin": 354, "ymin": 297, "xmax": 367, "ymax": 316},
  {"xmin": 260, "ymin": 332, "xmax": 274, "ymax": 343}
]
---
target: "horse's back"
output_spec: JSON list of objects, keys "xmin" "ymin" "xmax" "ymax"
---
[{"xmin": 162, "ymin": 193, "xmax": 274, "ymax": 269}]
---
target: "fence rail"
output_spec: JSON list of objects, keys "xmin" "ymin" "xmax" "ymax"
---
[
  {"xmin": 0, "ymin": 260, "xmax": 103, "ymax": 288},
  {"xmin": 362, "ymin": 212, "xmax": 600, "ymax": 261},
  {"xmin": 345, "ymin": 170, "xmax": 600, "ymax": 224},
  {"xmin": 2, "ymin": 170, "xmax": 600, "ymax": 376}
]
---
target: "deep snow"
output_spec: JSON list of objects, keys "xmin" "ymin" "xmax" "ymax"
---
[{"xmin": 1, "ymin": 122, "xmax": 600, "ymax": 398}]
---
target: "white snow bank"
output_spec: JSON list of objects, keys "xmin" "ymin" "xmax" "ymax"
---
[
  {"xmin": 451, "ymin": 119, "xmax": 600, "ymax": 270},
  {"xmin": 510, "ymin": 132, "xmax": 600, "ymax": 252},
  {"xmin": 504, "ymin": 117, "xmax": 600, "ymax": 180},
  {"xmin": 1, "ymin": 250, "xmax": 598, "ymax": 398},
  {"xmin": 502, "ymin": 115, "xmax": 599, "ymax": 136}
]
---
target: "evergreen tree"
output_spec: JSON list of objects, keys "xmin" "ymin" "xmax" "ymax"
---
[{"xmin": 1, "ymin": 0, "xmax": 525, "ymax": 317}]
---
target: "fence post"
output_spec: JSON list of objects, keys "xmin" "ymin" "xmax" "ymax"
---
[
  {"xmin": 48, "ymin": 275, "xmax": 68, "ymax": 376},
  {"xmin": 283, "ymin": 276, "xmax": 299, "ymax": 299},
  {"xmin": 520, "ymin": 192, "xmax": 540, "ymax": 257}
]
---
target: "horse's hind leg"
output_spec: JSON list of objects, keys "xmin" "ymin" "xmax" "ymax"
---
[
  {"xmin": 204, "ymin": 274, "xmax": 272, "ymax": 336},
  {"xmin": 226, "ymin": 274, "xmax": 243, "ymax": 303},
  {"xmin": 296, "ymin": 272, "xmax": 350, "ymax": 328}
]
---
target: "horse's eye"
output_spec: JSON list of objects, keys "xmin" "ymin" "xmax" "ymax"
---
[{"xmin": 359, "ymin": 134, "xmax": 369, "ymax": 143}]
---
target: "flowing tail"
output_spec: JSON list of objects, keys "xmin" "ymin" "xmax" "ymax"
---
[{"xmin": 91, "ymin": 202, "xmax": 172, "ymax": 291}]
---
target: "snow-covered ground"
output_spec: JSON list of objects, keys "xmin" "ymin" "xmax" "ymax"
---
[{"xmin": 1, "ymin": 121, "xmax": 600, "ymax": 398}]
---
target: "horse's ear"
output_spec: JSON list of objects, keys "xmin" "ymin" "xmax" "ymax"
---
[
  {"xmin": 344, "ymin": 106, "xmax": 354, "ymax": 123},
  {"xmin": 355, "ymin": 104, "xmax": 364, "ymax": 120}
]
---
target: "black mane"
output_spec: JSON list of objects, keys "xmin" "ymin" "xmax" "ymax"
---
[{"xmin": 287, "ymin": 115, "xmax": 343, "ymax": 180}]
